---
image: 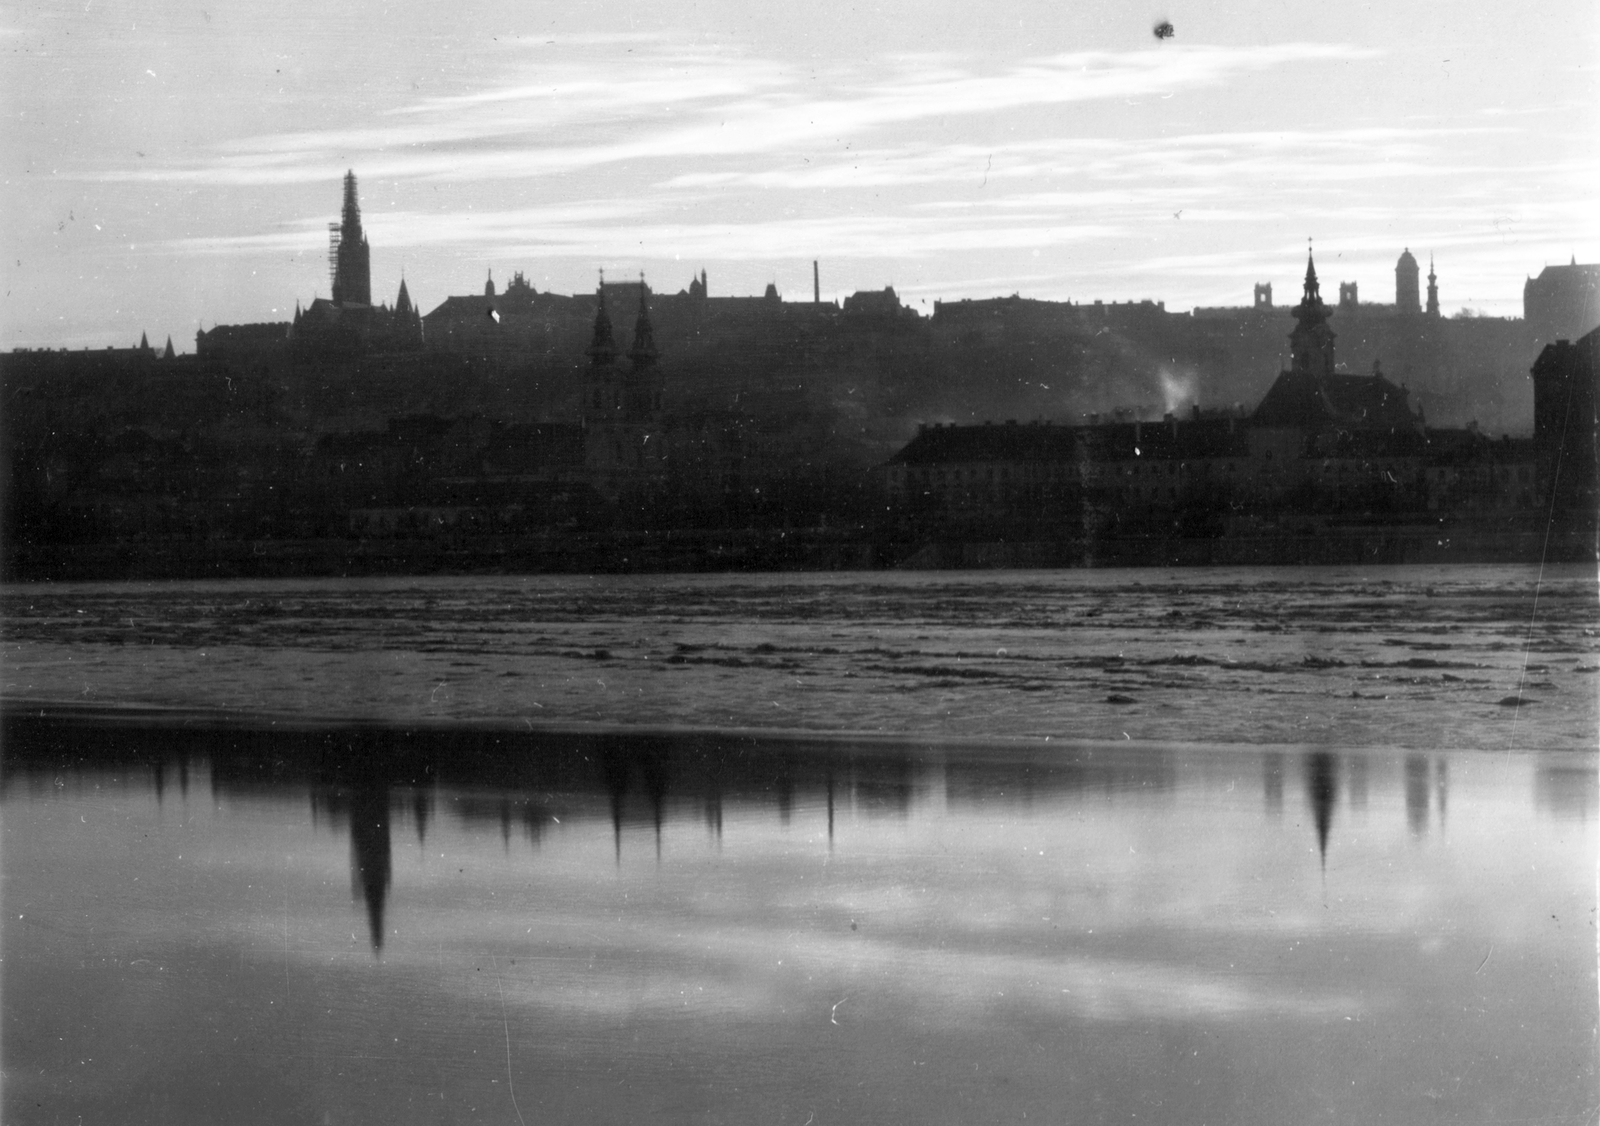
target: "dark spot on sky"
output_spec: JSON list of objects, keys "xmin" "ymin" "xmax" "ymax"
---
[{"xmin": 1153, "ymin": 20, "xmax": 1175, "ymax": 39}]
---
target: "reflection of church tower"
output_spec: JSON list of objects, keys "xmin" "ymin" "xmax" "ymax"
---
[
  {"xmin": 1426, "ymin": 255, "xmax": 1440, "ymax": 318},
  {"xmin": 330, "ymin": 171, "xmax": 371, "ymax": 307},
  {"xmin": 1263, "ymin": 751, "xmax": 1284, "ymax": 815},
  {"xmin": 1289, "ymin": 251, "xmax": 1336, "ymax": 380},
  {"xmin": 348, "ymin": 786, "xmax": 392, "ymax": 951},
  {"xmin": 1306, "ymin": 752, "xmax": 1337, "ymax": 870},
  {"xmin": 1396, "ymin": 248, "xmax": 1420, "ymax": 316},
  {"xmin": 1434, "ymin": 756, "xmax": 1448, "ymax": 830},
  {"xmin": 1404, "ymin": 755, "xmax": 1429, "ymax": 837}
]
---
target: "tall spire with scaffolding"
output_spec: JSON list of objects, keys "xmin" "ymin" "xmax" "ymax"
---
[{"xmin": 330, "ymin": 170, "xmax": 371, "ymax": 306}]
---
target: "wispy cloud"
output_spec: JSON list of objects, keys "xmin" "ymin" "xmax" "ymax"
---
[
  {"xmin": 91, "ymin": 39, "xmax": 1378, "ymax": 188},
  {"xmin": 172, "ymin": 205, "xmax": 1123, "ymax": 263}
]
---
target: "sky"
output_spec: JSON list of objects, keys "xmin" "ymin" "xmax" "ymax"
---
[{"xmin": 3, "ymin": 0, "xmax": 1597, "ymax": 350}]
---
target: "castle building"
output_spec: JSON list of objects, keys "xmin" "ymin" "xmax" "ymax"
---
[
  {"xmin": 1529, "ymin": 326, "xmax": 1599, "ymax": 549},
  {"xmin": 1524, "ymin": 259, "xmax": 1600, "ymax": 345}
]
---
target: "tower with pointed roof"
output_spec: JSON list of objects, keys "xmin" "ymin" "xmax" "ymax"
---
[
  {"xmin": 629, "ymin": 278, "xmax": 658, "ymax": 373},
  {"xmin": 1253, "ymin": 249, "xmax": 1421, "ymax": 436},
  {"xmin": 1288, "ymin": 250, "xmax": 1336, "ymax": 380},
  {"xmin": 1426, "ymin": 255, "xmax": 1439, "ymax": 318},
  {"xmin": 583, "ymin": 274, "xmax": 668, "ymax": 502},
  {"xmin": 330, "ymin": 170, "xmax": 371, "ymax": 307}
]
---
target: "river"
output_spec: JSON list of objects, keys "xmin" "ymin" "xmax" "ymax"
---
[{"xmin": 2, "ymin": 564, "xmax": 1595, "ymax": 1124}]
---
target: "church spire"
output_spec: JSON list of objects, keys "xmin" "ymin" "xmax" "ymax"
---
[
  {"xmin": 1426, "ymin": 254, "xmax": 1439, "ymax": 318},
  {"xmin": 588, "ymin": 273, "xmax": 616, "ymax": 366},
  {"xmin": 331, "ymin": 170, "xmax": 372, "ymax": 306},
  {"xmin": 1288, "ymin": 246, "xmax": 1336, "ymax": 380},
  {"xmin": 629, "ymin": 274, "xmax": 657, "ymax": 369}
]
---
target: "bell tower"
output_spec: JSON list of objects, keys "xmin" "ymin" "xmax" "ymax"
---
[
  {"xmin": 1288, "ymin": 249, "xmax": 1336, "ymax": 380},
  {"xmin": 583, "ymin": 274, "xmax": 667, "ymax": 501}
]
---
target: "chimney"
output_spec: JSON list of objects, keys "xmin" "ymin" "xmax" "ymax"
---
[
  {"xmin": 1191, "ymin": 404, "xmax": 1201, "ymax": 421},
  {"xmin": 1166, "ymin": 411, "xmax": 1177, "ymax": 438},
  {"xmin": 813, "ymin": 260, "xmax": 820, "ymax": 305}
]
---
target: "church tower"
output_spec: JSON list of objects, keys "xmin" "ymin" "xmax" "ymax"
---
[
  {"xmin": 628, "ymin": 277, "xmax": 661, "ymax": 417},
  {"xmin": 330, "ymin": 171, "xmax": 371, "ymax": 307},
  {"xmin": 1289, "ymin": 250, "xmax": 1336, "ymax": 380},
  {"xmin": 1426, "ymin": 255, "xmax": 1440, "ymax": 318},
  {"xmin": 583, "ymin": 275, "xmax": 667, "ymax": 502}
]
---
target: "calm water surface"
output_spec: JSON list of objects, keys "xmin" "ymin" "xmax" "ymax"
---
[{"xmin": 2, "ymin": 565, "xmax": 1596, "ymax": 1124}]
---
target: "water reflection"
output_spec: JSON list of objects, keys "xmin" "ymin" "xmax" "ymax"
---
[
  {"xmin": 3, "ymin": 712, "xmax": 1593, "ymax": 1126},
  {"xmin": 1347, "ymin": 753, "xmax": 1368, "ymax": 812},
  {"xmin": 1306, "ymin": 751, "xmax": 1337, "ymax": 870},
  {"xmin": 0, "ymin": 714, "xmax": 1565, "ymax": 958},
  {"xmin": 347, "ymin": 786, "xmax": 392, "ymax": 950},
  {"xmin": 1263, "ymin": 751, "xmax": 1284, "ymax": 815},
  {"xmin": 1405, "ymin": 754, "xmax": 1430, "ymax": 836}
]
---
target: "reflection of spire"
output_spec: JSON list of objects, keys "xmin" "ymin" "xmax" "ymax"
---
[
  {"xmin": 348, "ymin": 785, "xmax": 392, "ymax": 952},
  {"xmin": 1263, "ymin": 752, "xmax": 1284, "ymax": 816},
  {"xmin": 152, "ymin": 760, "xmax": 165, "ymax": 805},
  {"xmin": 601, "ymin": 738, "xmax": 628, "ymax": 865},
  {"xmin": 1405, "ymin": 755, "xmax": 1429, "ymax": 837},
  {"xmin": 641, "ymin": 744, "xmax": 668, "ymax": 863},
  {"xmin": 826, "ymin": 767, "xmax": 835, "ymax": 850},
  {"xmin": 1306, "ymin": 752, "xmax": 1337, "ymax": 872},
  {"xmin": 413, "ymin": 789, "xmax": 430, "ymax": 845},
  {"xmin": 705, "ymin": 782, "xmax": 724, "ymax": 842},
  {"xmin": 1434, "ymin": 756, "xmax": 1448, "ymax": 831},
  {"xmin": 776, "ymin": 766, "xmax": 794, "ymax": 826},
  {"xmin": 1347, "ymin": 753, "xmax": 1368, "ymax": 812}
]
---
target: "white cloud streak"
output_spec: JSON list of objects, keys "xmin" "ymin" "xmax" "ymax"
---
[{"xmin": 91, "ymin": 40, "xmax": 1379, "ymax": 188}]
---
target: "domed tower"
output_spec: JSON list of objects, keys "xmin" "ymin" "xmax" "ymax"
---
[
  {"xmin": 1396, "ymin": 248, "xmax": 1420, "ymax": 315},
  {"xmin": 1426, "ymin": 255, "xmax": 1440, "ymax": 318},
  {"xmin": 1289, "ymin": 250, "xmax": 1336, "ymax": 380}
]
